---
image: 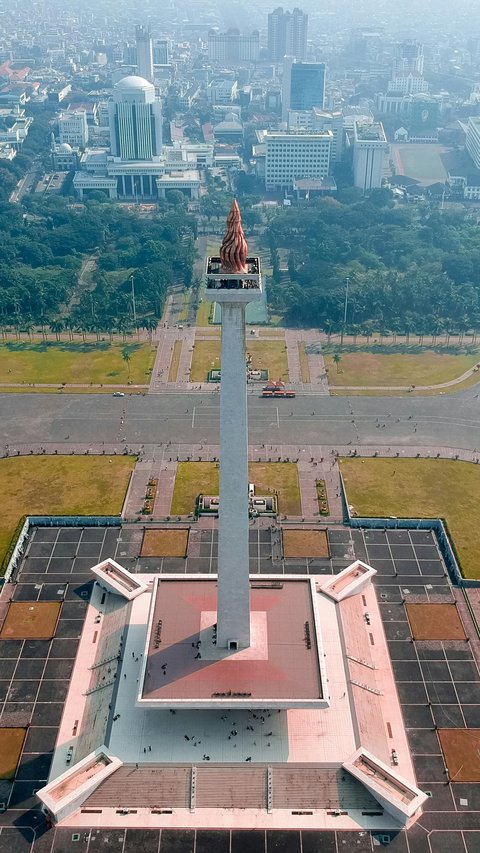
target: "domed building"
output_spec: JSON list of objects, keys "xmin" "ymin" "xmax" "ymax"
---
[{"xmin": 108, "ymin": 74, "xmax": 162, "ymax": 161}]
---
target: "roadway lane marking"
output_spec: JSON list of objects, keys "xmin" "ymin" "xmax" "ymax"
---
[
  {"xmin": 276, "ymin": 407, "xmax": 280, "ymax": 429},
  {"xmin": 192, "ymin": 406, "xmax": 196, "ymax": 429}
]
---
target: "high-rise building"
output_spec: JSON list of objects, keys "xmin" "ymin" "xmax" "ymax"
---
[
  {"xmin": 352, "ymin": 120, "xmax": 388, "ymax": 193},
  {"xmin": 135, "ymin": 25, "xmax": 154, "ymax": 83},
  {"xmin": 268, "ymin": 7, "xmax": 308, "ymax": 61},
  {"xmin": 282, "ymin": 57, "xmax": 325, "ymax": 122},
  {"xmin": 287, "ymin": 108, "xmax": 343, "ymax": 161},
  {"xmin": 392, "ymin": 40, "xmax": 424, "ymax": 78},
  {"xmin": 58, "ymin": 109, "xmax": 88, "ymax": 148},
  {"xmin": 207, "ymin": 29, "xmax": 260, "ymax": 63},
  {"xmin": 108, "ymin": 75, "xmax": 162, "ymax": 161},
  {"xmin": 153, "ymin": 38, "xmax": 169, "ymax": 65},
  {"xmin": 265, "ymin": 129, "xmax": 332, "ymax": 191}
]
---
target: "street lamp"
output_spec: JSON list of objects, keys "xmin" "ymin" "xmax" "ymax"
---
[
  {"xmin": 341, "ymin": 276, "xmax": 349, "ymax": 344},
  {"xmin": 130, "ymin": 275, "xmax": 137, "ymax": 326}
]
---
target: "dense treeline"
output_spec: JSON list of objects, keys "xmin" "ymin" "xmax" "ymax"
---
[
  {"xmin": 267, "ymin": 192, "xmax": 480, "ymax": 336},
  {"xmin": 0, "ymin": 196, "xmax": 196, "ymax": 336}
]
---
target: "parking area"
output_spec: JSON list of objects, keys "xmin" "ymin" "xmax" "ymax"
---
[{"xmin": 0, "ymin": 522, "xmax": 479, "ymax": 852}]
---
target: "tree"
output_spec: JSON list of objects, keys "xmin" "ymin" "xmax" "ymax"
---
[
  {"xmin": 122, "ymin": 347, "xmax": 132, "ymax": 381},
  {"xmin": 333, "ymin": 351, "xmax": 342, "ymax": 373},
  {"xmin": 49, "ymin": 318, "xmax": 64, "ymax": 342}
]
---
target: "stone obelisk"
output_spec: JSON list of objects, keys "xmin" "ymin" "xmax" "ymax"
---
[{"xmin": 205, "ymin": 201, "xmax": 262, "ymax": 649}]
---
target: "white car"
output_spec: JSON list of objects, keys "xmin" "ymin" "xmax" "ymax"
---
[{"xmin": 112, "ymin": 391, "xmax": 125, "ymax": 397}]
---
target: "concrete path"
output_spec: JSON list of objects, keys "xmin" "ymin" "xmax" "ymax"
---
[
  {"xmin": 302, "ymin": 330, "xmax": 329, "ymax": 393},
  {"xmin": 284, "ymin": 330, "xmax": 302, "ymax": 383},
  {"xmin": 154, "ymin": 461, "xmax": 178, "ymax": 516}
]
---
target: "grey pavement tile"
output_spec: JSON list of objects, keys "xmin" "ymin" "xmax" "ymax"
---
[
  {"xmin": 0, "ymin": 682, "xmax": 11, "ymax": 702},
  {"xmin": 22, "ymin": 559, "xmax": 49, "ymax": 573},
  {"xmin": 7, "ymin": 680, "xmax": 40, "ymax": 703},
  {"xmin": 417, "ymin": 561, "xmax": 445, "ymax": 576},
  {"xmin": 334, "ymin": 832, "xmax": 371, "ymax": 852},
  {"xmin": 0, "ymin": 640, "xmax": 23, "ymax": 658},
  {"xmin": 363, "ymin": 531, "xmax": 388, "ymax": 544},
  {"xmin": 388, "ymin": 640, "xmax": 418, "ymax": 660},
  {"xmin": 432, "ymin": 705, "xmax": 465, "ymax": 728},
  {"xmin": 266, "ymin": 831, "xmax": 302, "ymax": 853},
  {"xmin": 392, "ymin": 661, "xmax": 423, "ymax": 681},
  {"xmin": 52, "ymin": 543, "xmax": 77, "ymax": 559},
  {"xmin": 390, "ymin": 545, "xmax": 416, "ymax": 560},
  {"xmin": 36, "ymin": 680, "xmax": 69, "ymax": 703},
  {"xmin": 429, "ymin": 831, "xmax": 468, "ymax": 853},
  {"xmin": 462, "ymin": 706, "xmax": 480, "ymax": 727},
  {"xmin": 464, "ymin": 833, "xmax": 480, "ymax": 853},
  {"xmin": 443, "ymin": 645, "xmax": 473, "ymax": 660},
  {"xmin": 31, "ymin": 703, "xmax": 65, "ymax": 727},
  {"xmin": 14, "ymin": 659, "xmax": 46, "ymax": 680},
  {"xmin": 401, "ymin": 704, "xmax": 434, "ymax": 728},
  {"xmin": 23, "ymin": 726, "xmax": 58, "ymax": 753},
  {"xmin": 455, "ymin": 682, "xmax": 480, "ymax": 704},
  {"xmin": 160, "ymin": 830, "xmax": 195, "ymax": 853},
  {"xmin": 8, "ymin": 780, "xmax": 41, "ymax": 810},
  {"xmin": 27, "ymin": 542, "xmax": 55, "ymax": 558},
  {"xmin": 31, "ymin": 529, "xmax": 58, "ymax": 542},
  {"xmin": 43, "ymin": 658, "xmax": 74, "ymax": 680},
  {"xmin": 1, "ymin": 702, "xmax": 33, "ymax": 723},
  {"xmin": 413, "ymin": 545, "xmax": 441, "ymax": 559},
  {"xmin": 409, "ymin": 531, "xmax": 435, "ymax": 544},
  {"xmin": 196, "ymin": 830, "xmax": 230, "ymax": 853},
  {"xmin": 406, "ymin": 728, "xmax": 442, "ymax": 755},
  {"xmin": 369, "ymin": 559, "xmax": 394, "ymax": 575},
  {"xmin": 420, "ymin": 783, "xmax": 455, "ymax": 811},
  {"xmin": 48, "ymin": 638, "xmax": 79, "ymax": 658},
  {"xmin": 59, "ymin": 601, "xmax": 88, "ymax": 619},
  {"xmin": 365, "ymin": 545, "xmax": 391, "ymax": 559},
  {"xmin": 393, "ymin": 560, "xmax": 420, "ymax": 574},
  {"xmin": 38, "ymin": 585, "xmax": 66, "ymax": 602},
  {"xmin": 421, "ymin": 661, "xmax": 451, "ymax": 681},
  {"xmin": 13, "ymin": 584, "xmax": 40, "ymax": 601},
  {"xmin": 80, "ymin": 529, "xmax": 105, "ymax": 542},
  {"xmin": 124, "ymin": 829, "xmax": 160, "ymax": 853},
  {"xmin": 56, "ymin": 529, "xmax": 82, "ymax": 543},
  {"xmin": 426, "ymin": 682, "xmax": 459, "ymax": 705},
  {"xmin": 416, "ymin": 644, "xmax": 446, "ymax": 661},
  {"xmin": 449, "ymin": 661, "xmax": 480, "ymax": 681},
  {"xmin": 379, "ymin": 603, "xmax": 408, "ymax": 622},
  {"xmin": 397, "ymin": 681, "xmax": 428, "ymax": 703},
  {"xmin": 412, "ymin": 753, "xmax": 447, "ymax": 783},
  {"xmin": 386, "ymin": 530, "xmax": 411, "ymax": 544},
  {"xmin": 453, "ymin": 783, "xmax": 480, "ymax": 811},
  {"xmin": 383, "ymin": 621, "xmax": 412, "ymax": 641},
  {"xmin": 232, "ymin": 831, "xmax": 267, "ymax": 853},
  {"xmin": 0, "ymin": 659, "xmax": 17, "ymax": 680},
  {"xmin": 53, "ymin": 620, "xmax": 82, "ymax": 639},
  {"xmin": 15, "ymin": 752, "xmax": 52, "ymax": 781}
]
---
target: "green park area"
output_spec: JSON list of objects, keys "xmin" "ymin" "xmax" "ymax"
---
[
  {"xmin": 171, "ymin": 461, "xmax": 301, "ymax": 516},
  {"xmin": 325, "ymin": 347, "xmax": 480, "ymax": 392},
  {"xmin": 190, "ymin": 339, "xmax": 289, "ymax": 382},
  {"xmin": 0, "ymin": 456, "xmax": 135, "ymax": 572},
  {"xmin": 0, "ymin": 342, "xmax": 156, "ymax": 387},
  {"xmin": 340, "ymin": 457, "xmax": 480, "ymax": 579}
]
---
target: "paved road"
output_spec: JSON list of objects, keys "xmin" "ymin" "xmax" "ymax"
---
[{"xmin": 1, "ymin": 387, "xmax": 479, "ymax": 450}]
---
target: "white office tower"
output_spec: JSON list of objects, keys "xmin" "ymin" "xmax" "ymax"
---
[
  {"xmin": 205, "ymin": 201, "xmax": 262, "ymax": 650},
  {"xmin": 58, "ymin": 109, "xmax": 88, "ymax": 148},
  {"xmin": 108, "ymin": 76, "xmax": 162, "ymax": 160},
  {"xmin": 353, "ymin": 120, "xmax": 388, "ymax": 193},
  {"xmin": 135, "ymin": 25, "xmax": 154, "ymax": 83},
  {"xmin": 265, "ymin": 130, "xmax": 332, "ymax": 191}
]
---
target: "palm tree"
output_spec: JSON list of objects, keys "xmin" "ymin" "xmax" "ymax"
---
[
  {"xmin": 143, "ymin": 315, "xmax": 158, "ymax": 342},
  {"xmin": 49, "ymin": 318, "xmax": 64, "ymax": 342},
  {"xmin": 122, "ymin": 347, "xmax": 132, "ymax": 382},
  {"xmin": 333, "ymin": 351, "xmax": 342, "ymax": 373}
]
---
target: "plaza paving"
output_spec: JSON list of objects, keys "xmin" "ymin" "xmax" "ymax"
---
[{"xmin": 0, "ymin": 523, "xmax": 479, "ymax": 850}]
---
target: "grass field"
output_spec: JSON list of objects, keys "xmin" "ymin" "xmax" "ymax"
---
[
  {"xmin": 141, "ymin": 528, "xmax": 189, "ymax": 557},
  {"xmin": 190, "ymin": 340, "xmax": 289, "ymax": 383},
  {"xmin": 0, "ymin": 456, "xmax": 135, "ymax": 570},
  {"xmin": 196, "ymin": 298, "xmax": 212, "ymax": 326},
  {"xmin": 0, "ymin": 342, "xmax": 156, "ymax": 386},
  {"xmin": 283, "ymin": 529, "xmax": 329, "ymax": 558},
  {"xmin": 340, "ymin": 457, "xmax": 480, "ymax": 579},
  {"xmin": 1, "ymin": 601, "xmax": 61, "ymax": 639},
  {"xmin": 168, "ymin": 340, "xmax": 183, "ymax": 383},
  {"xmin": 171, "ymin": 461, "xmax": 301, "ymax": 515},
  {"xmin": 325, "ymin": 348, "xmax": 480, "ymax": 388},
  {"xmin": 0, "ymin": 729, "xmax": 26, "ymax": 779}
]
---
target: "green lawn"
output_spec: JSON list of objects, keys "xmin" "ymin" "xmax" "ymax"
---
[
  {"xmin": 171, "ymin": 461, "xmax": 301, "ymax": 515},
  {"xmin": 190, "ymin": 339, "xmax": 289, "ymax": 382},
  {"xmin": 0, "ymin": 456, "xmax": 135, "ymax": 572},
  {"xmin": 0, "ymin": 342, "xmax": 156, "ymax": 386},
  {"xmin": 340, "ymin": 457, "xmax": 480, "ymax": 579},
  {"xmin": 325, "ymin": 348, "xmax": 480, "ymax": 389}
]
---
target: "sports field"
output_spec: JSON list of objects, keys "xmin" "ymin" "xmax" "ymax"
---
[{"xmin": 392, "ymin": 143, "xmax": 449, "ymax": 185}]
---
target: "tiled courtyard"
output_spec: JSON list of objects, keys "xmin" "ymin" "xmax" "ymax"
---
[{"xmin": 0, "ymin": 522, "xmax": 479, "ymax": 851}]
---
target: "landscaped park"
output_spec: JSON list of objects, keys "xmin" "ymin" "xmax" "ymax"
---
[
  {"xmin": 340, "ymin": 457, "xmax": 480, "ymax": 579},
  {"xmin": 0, "ymin": 455, "xmax": 135, "ymax": 572},
  {"xmin": 0, "ymin": 341, "xmax": 155, "ymax": 390},
  {"xmin": 170, "ymin": 461, "xmax": 301, "ymax": 516},
  {"xmin": 324, "ymin": 345, "xmax": 480, "ymax": 394},
  {"xmin": 190, "ymin": 338, "xmax": 289, "ymax": 383}
]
